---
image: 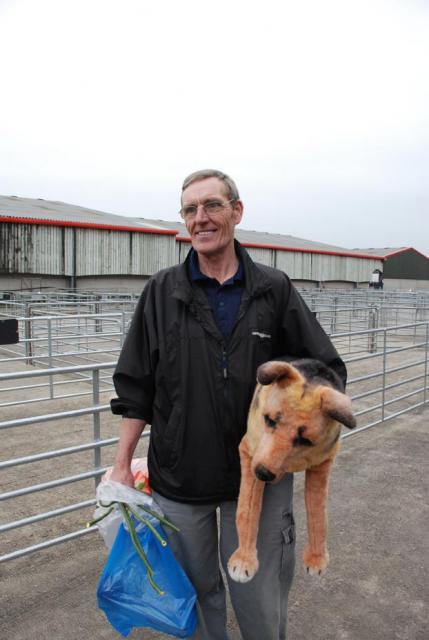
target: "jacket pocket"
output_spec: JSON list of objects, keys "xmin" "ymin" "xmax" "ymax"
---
[
  {"xmin": 281, "ymin": 511, "xmax": 296, "ymax": 587},
  {"xmin": 152, "ymin": 405, "xmax": 183, "ymax": 468}
]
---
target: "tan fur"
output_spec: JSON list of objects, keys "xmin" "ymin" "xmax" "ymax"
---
[{"xmin": 228, "ymin": 360, "xmax": 355, "ymax": 583}]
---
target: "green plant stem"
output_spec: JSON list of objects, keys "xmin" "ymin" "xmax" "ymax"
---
[
  {"xmin": 126, "ymin": 505, "xmax": 168, "ymax": 547},
  {"xmin": 119, "ymin": 503, "xmax": 165, "ymax": 595},
  {"xmin": 98, "ymin": 500, "xmax": 116, "ymax": 508},
  {"xmin": 137, "ymin": 504, "xmax": 180, "ymax": 532},
  {"xmin": 86, "ymin": 506, "xmax": 114, "ymax": 528}
]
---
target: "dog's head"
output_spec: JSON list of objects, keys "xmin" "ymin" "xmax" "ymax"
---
[{"xmin": 248, "ymin": 360, "xmax": 356, "ymax": 482}]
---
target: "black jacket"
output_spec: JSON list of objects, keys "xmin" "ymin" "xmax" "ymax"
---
[{"xmin": 111, "ymin": 243, "xmax": 346, "ymax": 504}]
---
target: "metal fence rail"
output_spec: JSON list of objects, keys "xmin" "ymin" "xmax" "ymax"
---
[
  {"xmin": 0, "ymin": 312, "xmax": 129, "ymax": 363},
  {"xmin": 332, "ymin": 321, "xmax": 428, "ymax": 435},
  {"xmin": 0, "ymin": 289, "xmax": 140, "ymax": 317},
  {"xmin": 0, "ymin": 321, "xmax": 428, "ymax": 563},
  {"xmin": 2, "ymin": 287, "xmax": 429, "ymax": 371},
  {"xmin": 0, "ymin": 361, "xmax": 130, "ymax": 561}
]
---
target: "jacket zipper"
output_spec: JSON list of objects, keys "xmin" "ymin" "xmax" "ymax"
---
[{"xmin": 222, "ymin": 345, "xmax": 228, "ymax": 379}]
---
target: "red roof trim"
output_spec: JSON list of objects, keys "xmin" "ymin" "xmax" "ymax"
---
[
  {"xmin": 176, "ymin": 235, "xmax": 385, "ymax": 260},
  {"xmin": 0, "ymin": 215, "xmax": 178, "ymax": 236}
]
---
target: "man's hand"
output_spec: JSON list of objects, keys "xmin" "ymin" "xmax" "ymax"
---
[{"xmin": 109, "ymin": 465, "xmax": 135, "ymax": 488}]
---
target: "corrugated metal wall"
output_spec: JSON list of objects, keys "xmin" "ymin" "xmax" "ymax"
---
[
  {"xmin": 177, "ymin": 241, "xmax": 189, "ymax": 264},
  {"xmin": 131, "ymin": 233, "xmax": 176, "ymax": 274},
  {"xmin": 63, "ymin": 228, "xmax": 74, "ymax": 275},
  {"xmin": 277, "ymin": 251, "xmax": 313, "ymax": 278},
  {"xmin": 276, "ymin": 251, "xmax": 382, "ymax": 282},
  {"xmin": 76, "ymin": 229, "xmax": 177, "ymax": 276},
  {"xmin": 0, "ymin": 223, "xmax": 65, "ymax": 274},
  {"xmin": 1, "ymin": 224, "xmax": 177, "ymax": 278},
  {"xmin": 76, "ymin": 229, "xmax": 131, "ymax": 276},
  {"xmin": 1, "ymin": 221, "xmax": 384, "ymax": 285},
  {"xmin": 244, "ymin": 246, "xmax": 273, "ymax": 266}
]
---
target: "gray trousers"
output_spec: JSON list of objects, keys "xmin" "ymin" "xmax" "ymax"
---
[{"xmin": 152, "ymin": 474, "xmax": 295, "ymax": 640}]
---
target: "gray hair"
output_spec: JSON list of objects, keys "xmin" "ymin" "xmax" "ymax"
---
[{"xmin": 181, "ymin": 169, "xmax": 240, "ymax": 201}]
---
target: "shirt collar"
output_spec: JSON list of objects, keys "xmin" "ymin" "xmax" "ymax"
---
[{"xmin": 189, "ymin": 249, "xmax": 244, "ymax": 285}]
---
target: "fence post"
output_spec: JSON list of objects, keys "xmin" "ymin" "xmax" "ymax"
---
[
  {"xmin": 24, "ymin": 304, "xmax": 33, "ymax": 365},
  {"xmin": 120, "ymin": 311, "xmax": 126, "ymax": 347},
  {"xmin": 381, "ymin": 329, "xmax": 387, "ymax": 422},
  {"xmin": 95, "ymin": 296, "xmax": 102, "ymax": 333},
  {"xmin": 424, "ymin": 323, "xmax": 428, "ymax": 405},
  {"xmin": 368, "ymin": 307, "xmax": 379, "ymax": 353},
  {"xmin": 331, "ymin": 296, "xmax": 338, "ymax": 334},
  {"xmin": 48, "ymin": 318, "xmax": 54, "ymax": 399},
  {"xmin": 92, "ymin": 368, "xmax": 101, "ymax": 488},
  {"xmin": 413, "ymin": 306, "xmax": 418, "ymax": 344}
]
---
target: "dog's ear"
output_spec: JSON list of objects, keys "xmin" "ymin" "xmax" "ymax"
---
[
  {"xmin": 256, "ymin": 361, "xmax": 304, "ymax": 387},
  {"xmin": 320, "ymin": 387, "xmax": 356, "ymax": 429}
]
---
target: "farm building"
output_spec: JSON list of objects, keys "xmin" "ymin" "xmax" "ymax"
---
[
  {"xmin": 0, "ymin": 194, "xmax": 390, "ymax": 292},
  {"xmin": 354, "ymin": 247, "xmax": 429, "ymax": 291},
  {"xmin": 0, "ymin": 195, "xmax": 177, "ymax": 292}
]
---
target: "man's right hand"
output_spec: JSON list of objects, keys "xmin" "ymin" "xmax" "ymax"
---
[{"xmin": 109, "ymin": 465, "xmax": 135, "ymax": 488}]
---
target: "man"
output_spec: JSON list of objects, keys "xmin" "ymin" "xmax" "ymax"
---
[{"xmin": 110, "ymin": 169, "xmax": 346, "ymax": 640}]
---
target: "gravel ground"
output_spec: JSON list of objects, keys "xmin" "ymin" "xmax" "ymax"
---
[
  {"xmin": 1, "ymin": 406, "xmax": 428, "ymax": 640},
  {"xmin": 1, "ymin": 332, "xmax": 428, "ymax": 640}
]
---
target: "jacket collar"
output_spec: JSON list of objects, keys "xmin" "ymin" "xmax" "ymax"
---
[
  {"xmin": 188, "ymin": 248, "xmax": 244, "ymax": 285},
  {"xmin": 172, "ymin": 240, "xmax": 272, "ymax": 304},
  {"xmin": 234, "ymin": 240, "xmax": 272, "ymax": 298}
]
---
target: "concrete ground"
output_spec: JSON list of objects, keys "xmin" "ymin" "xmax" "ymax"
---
[{"xmin": 0, "ymin": 407, "xmax": 428, "ymax": 640}]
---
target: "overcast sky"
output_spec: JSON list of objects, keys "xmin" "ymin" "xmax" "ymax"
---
[{"xmin": 1, "ymin": 0, "xmax": 428, "ymax": 256}]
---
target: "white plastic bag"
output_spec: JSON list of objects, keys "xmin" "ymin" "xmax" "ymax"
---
[{"xmin": 92, "ymin": 458, "xmax": 163, "ymax": 548}]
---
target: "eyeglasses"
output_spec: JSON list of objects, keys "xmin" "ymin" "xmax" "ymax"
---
[{"xmin": 179, "ymin": 199, "xmax": 235, "ymax": 219}]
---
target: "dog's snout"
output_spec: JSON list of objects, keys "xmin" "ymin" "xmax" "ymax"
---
[{"xmin": 255, "ymin": 464, "xmax": 276, "ymax": 482}]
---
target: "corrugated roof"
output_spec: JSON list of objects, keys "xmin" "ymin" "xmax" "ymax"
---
[
  {"xmin": 352, "ymin": 247, "xmax": 408, "ymax": 257},
  {"xmin": 355, "ymin": 246, "xmax": 429, "ymax": 260},
  {"xmin": 0, "ymin": 195, "xmax": 172, "ymax": 233}
]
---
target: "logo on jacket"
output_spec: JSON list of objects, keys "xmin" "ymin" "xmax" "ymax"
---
[{"xmin": 252, "ymin": 331, "xmax": 271, "ymax": 339}]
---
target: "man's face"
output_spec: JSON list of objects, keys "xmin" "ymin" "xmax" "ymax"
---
[{"xmin": 181, "ymin": 177, "xmax": 243, "ymax": 258}]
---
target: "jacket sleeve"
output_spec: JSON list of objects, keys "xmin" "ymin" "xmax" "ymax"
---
[
  {"xmin": 279, "ymin": 275, "xmax": 348, "ymax": 388},
  {"xmin": 110, "ymin": 280, "xmax": 159, "ymax": 422}
]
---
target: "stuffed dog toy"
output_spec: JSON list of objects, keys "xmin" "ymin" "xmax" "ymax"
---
[{"xmin": 228, "ymin": 358, "xmax": 356, "ymax": 583}]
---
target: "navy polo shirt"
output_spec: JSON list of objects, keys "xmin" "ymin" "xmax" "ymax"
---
[{"xmin": 189, "ymin": 250, "xmax": 244, "ymax": 342}]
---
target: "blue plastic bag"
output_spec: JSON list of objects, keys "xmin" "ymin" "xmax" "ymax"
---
[{"xmin": 97, "ymin": 521, "xmax": 197, "ymax": 638}]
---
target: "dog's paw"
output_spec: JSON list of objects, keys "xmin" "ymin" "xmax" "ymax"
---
[
  {"xmin": 227, "ymin": 548, "xmax": 259, "ymax": 583},
  {"xmin": 303, "ymin": 545, "xmax": 329, "ymax": 576}
]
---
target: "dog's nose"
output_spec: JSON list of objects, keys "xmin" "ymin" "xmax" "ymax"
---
[{"xmin": 255, "ymin": 465, "xmax": 276, "ymax": 482}]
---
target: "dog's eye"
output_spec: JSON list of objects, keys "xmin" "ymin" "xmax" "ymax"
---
[{"xmin": 264, "ymin": 414, "xmax": 277, "ymax": 429}]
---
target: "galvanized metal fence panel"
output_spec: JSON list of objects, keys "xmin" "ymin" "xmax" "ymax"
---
[
  {"xmin": 0, "ymin": 362, "xmax": 123, "ymax": 561},
  {"xmin": 0, "ymin": 290, "xmax": 428, "ymax": 563}
]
